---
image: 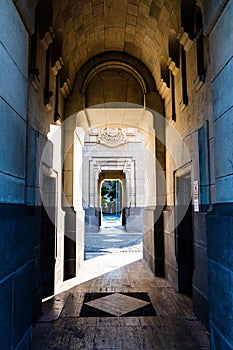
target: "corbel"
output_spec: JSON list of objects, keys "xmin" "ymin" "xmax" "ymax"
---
[
  {"xmin": 60, "ymin": 79, "xmax": 72, "ymax": 99},
  {"xmin": 40, "ymin": 27, "xmax": 55, "ymax": 50},
  {"xmin": 178, "ymin": 28, "xmax": 193, "ymax": 51},
  {"xmin": 167, "ymin": 57, "xmax": 179, "ymax": 76},
  {"xmin": 51, "ymin": 57, "xmax": 64, "ymax": 75},
  {"xmin": 158, "ymin": 79, "xmax": 170, "ymax": 100},
  {"xmin": 44, "ymin": 90, "xmax": 53, "ymax": 111}
]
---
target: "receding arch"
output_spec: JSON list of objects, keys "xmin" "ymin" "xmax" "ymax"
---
[
  {"xmin": 85, "ymin": 66, "xmax": 145, "ymax": 107},
  {"xmin": 73, "ymin": 51, "xmax": 157, "ymax": 94},
  {"xmin": 65, "ymin": 51, "xmax": 164, "ymax": 116}
]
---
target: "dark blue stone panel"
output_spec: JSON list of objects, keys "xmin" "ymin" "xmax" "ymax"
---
[
  {"xmin": 193, "ymin": 287, "xmax": 209, "ymax": 330},
  {"xmin": 208, "ymin": 260, "xmax": 233, "ymax": 347},
  {"xmin": 26, "ymin": 128, "xmax": 37, "ymax": 206},
  {"xmin": 14, "ymin": 328, "xmax": 32, "ymax": 350},
  {"xmin": 13, "ymin": 263, "xmax": 34, "ymax": 349},
  {"xmin": 214, "ymin": 107, "xmax": 233, "ymax": 180},
  {"xmin": 0, "ymin": 205, "xmax": 36, "ymax": 349},
  {"xmin": 0, "ymin": 278, "xmax": 12, "ymax": 350},
  {"xmin": 215, "ymin": 174, "xmax": 233, "ymax": 203},
  {"xmin": 0, "ymin": 205, "xmax": 35, "ymax": 281},
  {"xmin": 206, "ymin": 206, "xmax": 233, "ymax": 348},
  {"xmin": 198, "ymin": 126, "xmax": 210, "ymax": 205},
  {"xmin": 193, "ymin": 245, "xmax": 208, "ymax": 299},
  {"xmin": 206, "ymin": 211, "xmax": 233, "ymax": 269},
  {"xmin": 209, "ymin": 322, "xmax": 233, "ymax": 350},
  {"xmin": 212, "ymin": 58, "xmax": 233, "ymax": 121},
  {"xmin": 0, "ymin": 99, "xmax": 27, "ymax": 180},
  {"xmin": 193, "ymin": 212, "xmax": 209, "ymax": 328}
]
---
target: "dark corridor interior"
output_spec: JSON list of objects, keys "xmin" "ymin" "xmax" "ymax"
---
[
  {"xmin": 175, "ymin": 172, "xmax": 194, "ymax": 296},
  {"xmin": 40, "ymin": 206, "xmax": 55, "ymax": 299}
]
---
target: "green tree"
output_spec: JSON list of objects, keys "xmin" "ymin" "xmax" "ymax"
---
[{"xmin": 101, "ymin": 181, "xmax": 117, "ymax": 200}]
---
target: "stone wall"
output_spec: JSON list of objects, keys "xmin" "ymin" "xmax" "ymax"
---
[
  {"xmin": 82, "ymin": 122, "xmax": 156, "ymax": 234},
  {"xmin": 207, "ymin": 1, "xmax": 233, "ymax": 348},
  {"xmin": 160, "ymin": 1, "xmax": 213, "ymax": 328},
  {"xmin": 0, "ymin": 1, "xmax": 33, "ymax": 349}
]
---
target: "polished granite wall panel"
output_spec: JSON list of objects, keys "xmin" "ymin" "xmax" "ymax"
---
[
  {"xmin": 208, "ymin": 2, "xmax": 233, "ymax": 347},
  {"xmin": 0, "ymin": 277, "xmax": 12, "ymax": 350},
  {"xmin": 206, "ymin": 207, "xmax": 233, "ymax": 349},
  {"xmin": 0, "ymin": 2, "xmax": 33, "ymax": 348},
  {"xmin": 0, "ymin": 205, "xmax": 35, "ymax": 350}
]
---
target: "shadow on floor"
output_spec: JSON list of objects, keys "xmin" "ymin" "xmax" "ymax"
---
[{"xmin": 33, "ymin": 259, "xmax": 209, "ymax": 350}]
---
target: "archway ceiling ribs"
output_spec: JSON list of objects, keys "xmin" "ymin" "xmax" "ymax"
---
[
  {"xmin": 74, "ymin": 52, "xmax": 156, "ymax": 94},
  {"xmin": 81, "ymin": 61, "xmax": 147, "ymax": 95},
  {"xmin": 54, "ymin": 0, "xmax": 177, "ymax": 88}
]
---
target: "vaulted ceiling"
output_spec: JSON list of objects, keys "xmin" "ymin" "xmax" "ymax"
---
[{"xmin": 53, "ymin": 0, "xmax": 180, "ymax": 87}]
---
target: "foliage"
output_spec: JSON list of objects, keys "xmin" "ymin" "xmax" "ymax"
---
[{"xmin": 101, "ymin": 181, "xmax": 117, "ymax": 201}]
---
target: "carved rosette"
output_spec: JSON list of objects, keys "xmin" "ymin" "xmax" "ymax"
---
[{"xmin": 98, "ymin": 128, "xmax": 127, "ymax": 147}]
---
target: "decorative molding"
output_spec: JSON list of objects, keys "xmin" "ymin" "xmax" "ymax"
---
[
  {"xmin": 45, "ymin": 100, "xmax": 53, "ymax": 112},
  {"xmin": 44, "ymin": 91, "xmax": 53, "ymax": 111},
  {"xmin": 167, "ymin": 57, "xmax": 179, "ymax": 76},
  {"xmin": 158, "ymin": 79, "xmax": 170, "ymax": 99},
  {"xmin": 178, "ymin": 28, "xmax": 193, "ymax": 51},
  {"xmin": 179, "ymin": 99, "xmax": 187, "ymax": 112},
  {"xmin": 98, "ymin": 128, "xmax": 127, "ymax": 147},
  {"xmin": 60, "ymin": 79, "xmax": 72, "ymax": 98},
  {"xmin": 40, "ymin": 27, "xmax": 55, "ymax": 50},
  {"xmin": 169, "ymin": 117, "xmax": 175, "ymax": 125},
  {"xmin": 51, "ymin": 57, "xmax": 64, "ymax": 75},
  {"xmin": 193, "ymin": 74, "xmax": 205, "ymax": 92},
  {"xmin": 87, "ymin": 128, "xmax": 142, "ymax": 147},
  {"xmin": 54, "ymin": 113, "xmax": 61, "ymax": 125}
]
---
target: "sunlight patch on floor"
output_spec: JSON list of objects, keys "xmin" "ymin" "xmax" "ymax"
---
[{"xmin": 55, "ymin": 250, "xmax": 142, "ymax": 295}]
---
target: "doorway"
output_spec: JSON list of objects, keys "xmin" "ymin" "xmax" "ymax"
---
[
  {"xmin": 101, "ymin": 180, "xmax": 122, "ymax": 226},
  {"xmin": 40, "ymin": 174, "xmax": 57, "ymax": 299},
  {"xmin": 175, "ymin": 166, "xmax": 194, "ymax": 296}
]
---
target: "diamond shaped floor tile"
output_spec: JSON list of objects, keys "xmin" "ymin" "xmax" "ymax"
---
[{"xmin": 79, "ymin": 292, "xmax": 156, "ymax": 317}]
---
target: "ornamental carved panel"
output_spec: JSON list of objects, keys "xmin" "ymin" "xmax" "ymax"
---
[{"xmin": 98, "ymin": 128, "xmax": 127, "ymax": 147}]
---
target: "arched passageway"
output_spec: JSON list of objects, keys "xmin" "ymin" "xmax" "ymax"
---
[{"xmin": 1, "ymin": 1, "xmax": 233, "ymax": 349}]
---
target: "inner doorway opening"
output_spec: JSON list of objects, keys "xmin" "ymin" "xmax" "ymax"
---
[
  {"xmin": 98, "ymin": 170, "xmax": 126, "ymax": 228},
  {"xmin": 101, "ymin": 180, "xmax": 122, "ymax": 227},
  {"xmin": 175, "ymin": 165, "xmax": 194, "ymax": 296},
  {"xmin": 84, "ymin": 170, "xmax": 143, "ymax": 261}
]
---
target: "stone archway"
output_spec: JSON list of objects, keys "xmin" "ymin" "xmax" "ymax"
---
[
  {"xmin": 61, "ymin": 106, "xmax": 165, "ymax": 277},
  {"xmin": 61, "ymin": 50, "xmax": 166, "ymax": 278}
]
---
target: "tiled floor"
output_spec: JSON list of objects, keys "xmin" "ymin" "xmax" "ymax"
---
[
  {"xmin": 80, "ymin": 292, "xmax": 156, "ymax": 317},
  {"xmin": 33, "ymin": 258, "xmax": 210, "ymax": 349},
  {"xmin": 85, "ymin": 223, "xmax": 142, "ymax": 260}
]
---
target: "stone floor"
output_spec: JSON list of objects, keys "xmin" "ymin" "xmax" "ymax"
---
[
  {"xmin": 85, "ymin": 222, "xmax": 142, "ymax": 260},
  {"xmin": 33, "ymin": 254, "xmax": 210, "ymax": 349}
]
